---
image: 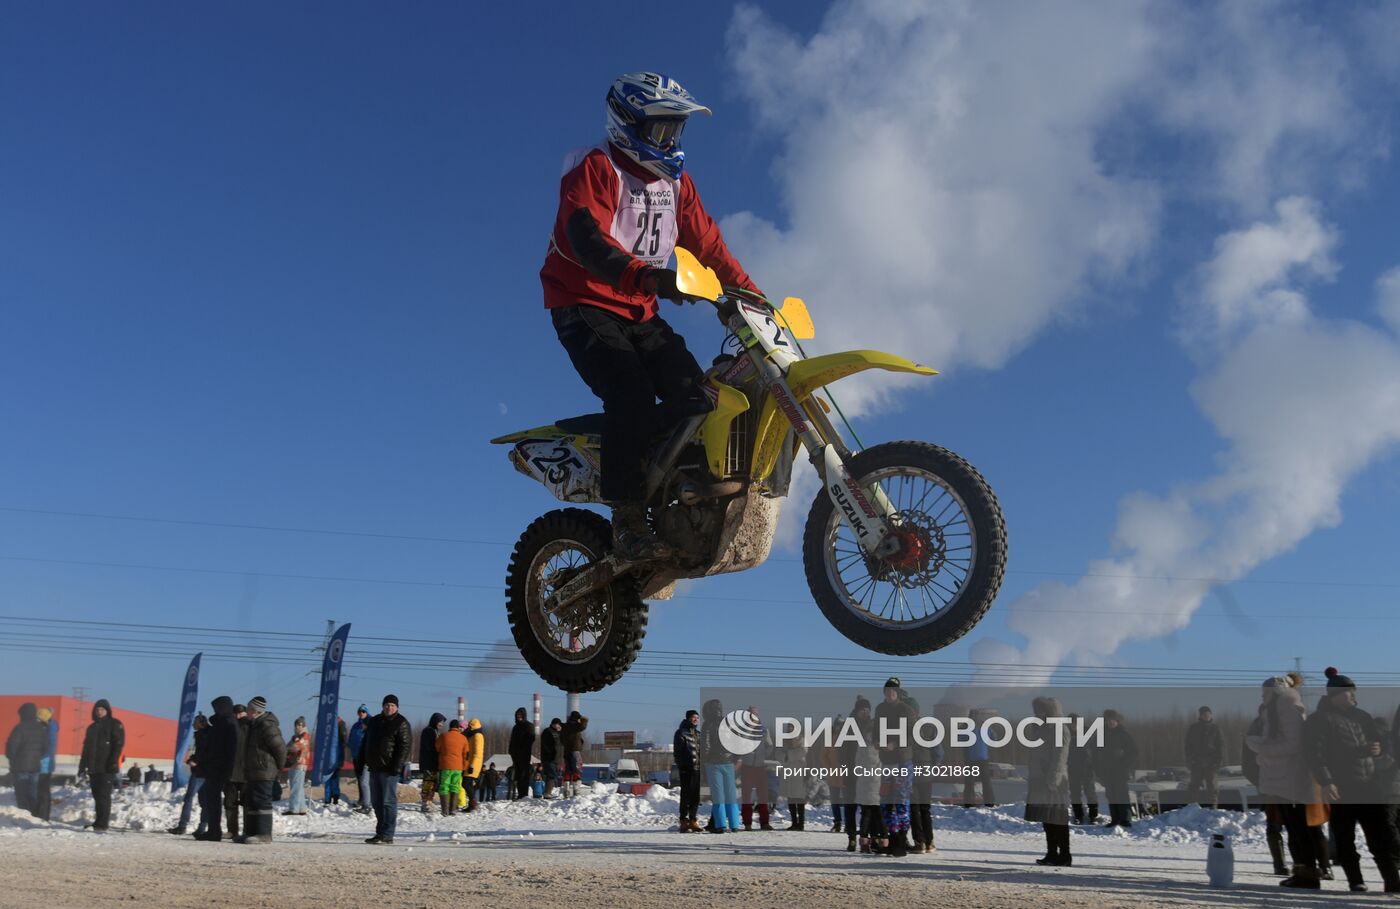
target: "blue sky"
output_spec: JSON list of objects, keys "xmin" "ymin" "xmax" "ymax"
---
[{"xmin": 4, "ymin": 2, "xmax": 1400, "ymax": 741}]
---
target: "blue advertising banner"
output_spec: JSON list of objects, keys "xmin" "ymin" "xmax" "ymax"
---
[
  {"xmin": 171, "ymin": 653, "xmax": 202, "ymax": 792},
  {"xmin": 312, "ymin": 624, "xmax": 351, "ymax": 786}
]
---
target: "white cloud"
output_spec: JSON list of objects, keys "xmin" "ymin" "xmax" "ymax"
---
[
  {"xmin": 1378, "ymin": 267, "xmax": 1400, "ymax": 335},
  {"xmin": 723, "ymin": 0, "xmax": 1160, "ymax": 410},
  {"xmin": 718, "ymin": 2, "xmax": 1400, "ymax": 674},
  {"xmin": 1187, "ymin": 196, "xmax": 1337, "ymax": 345},
  {"xmin": 977, "ymin": 208, "xmax": 1400, "ymax": 678}
]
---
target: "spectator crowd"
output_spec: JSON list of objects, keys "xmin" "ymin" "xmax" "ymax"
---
[{"xmin": 6, "ymin": 665, "xmax": 1399, "ymax": 892}]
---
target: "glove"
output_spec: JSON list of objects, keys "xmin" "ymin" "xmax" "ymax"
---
[{"xmin": 640, "ymin": 267, "xmax": 691, "ymax": 304}]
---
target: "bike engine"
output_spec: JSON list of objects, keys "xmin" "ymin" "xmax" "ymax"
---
[{"xmin": 654, "ymin": 499, "xmax": 724, "ymax": 569}]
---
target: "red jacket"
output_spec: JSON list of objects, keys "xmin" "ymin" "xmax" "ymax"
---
[{"xmin": 540, "ymin": 144, "xmax": 759, "ymax": 322}]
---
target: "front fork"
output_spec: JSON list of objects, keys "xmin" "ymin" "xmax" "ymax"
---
[{"xmin": 759, "ymin": 360, "xmax": 900, "ymax": 558}]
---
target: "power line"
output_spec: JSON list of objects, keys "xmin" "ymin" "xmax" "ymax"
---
[
  {"xmin": 6, "ymin": 616, "xmax": 1398, "ymax": 686},
  {"xmin": 7, "ymin": 504, "xmax": 1400, "ymax": 591},
  {"xmin": 0, "ymin": 506, "xmax": 510, "ymax": 547}
]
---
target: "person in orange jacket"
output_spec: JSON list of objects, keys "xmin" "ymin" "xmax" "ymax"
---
[
  {"xmin": 464, "ymin": 719, "xmax": 485, "ymax": 812},
  {"xmin": 434, "ymin": 719, "xmax": 469, "ymax": 816}
]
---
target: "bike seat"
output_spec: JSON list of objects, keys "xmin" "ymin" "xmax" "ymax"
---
[{"xmin": 553, "ymin": 396, "xmax": 713, "ymax": 438}]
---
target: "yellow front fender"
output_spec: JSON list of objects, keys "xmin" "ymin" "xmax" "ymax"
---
[
  {"xmin": 749, "ymin": 350, "xmax": 937, "ymax": 483},
  {"xmin": 786, "ymin": 350, "xmax": 937, "ymax": 400}
]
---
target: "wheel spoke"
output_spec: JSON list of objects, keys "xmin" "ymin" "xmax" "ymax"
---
[{"xmin": 823, "ymin": 463, "xmax": 980, "ymax": 631}]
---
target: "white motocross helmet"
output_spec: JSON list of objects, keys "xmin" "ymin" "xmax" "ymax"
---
[{"xmin": 605, "ymin": 72, "xmax": 711, "ymax": 181}]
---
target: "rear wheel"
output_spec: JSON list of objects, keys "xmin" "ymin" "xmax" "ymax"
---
[
  {"xmin": 505, "ymin": 508, "xmax": 648, "ymax": 692},
  {"xmin": 802, "ymin": 441, "xmax": 1006, "ymax": 655}
]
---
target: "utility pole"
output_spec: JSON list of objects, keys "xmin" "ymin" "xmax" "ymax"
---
[{"xmin": 1294, "ymin": 657, "xmax": 1303, "ymax": 684}]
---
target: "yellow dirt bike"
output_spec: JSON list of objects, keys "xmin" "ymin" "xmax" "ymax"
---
[{"xmin": 492, "ymin": 249, "xmax": 1006, "ymax": 691}]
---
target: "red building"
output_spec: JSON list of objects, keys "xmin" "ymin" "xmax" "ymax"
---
[{"xmin": 0, "ymin": 695, "xmax": 178, "ymax": 778}]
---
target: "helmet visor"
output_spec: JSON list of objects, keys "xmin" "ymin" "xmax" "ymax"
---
[{"xmin": 639, "ymin": 117, "xmax": 686, "ymax": 151}]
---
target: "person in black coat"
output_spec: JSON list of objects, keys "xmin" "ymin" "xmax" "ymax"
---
[
  {"xmin": 418, "ymin": 713, "xmax": 445, "ymax": 814},
  {"xmin": 1096, "ymin": 709, "xmax": 1138, "ymax": 828},
  {"xmin": 237, "ymin": 696, "xmax": 287, "ymax": 844},
  {"xmin": 5, "ymin": 702, "xmax": 47, "ymax": 817},
  {"xmin": 1306, "ymin": 668, "xmax": 1400, "ymax": 893},
  {"xmin": 362, "ymin": 694, "xmax": 412, "ymax": 844},
  {"xmin": 195, "ymin": 696, "xmax": 240, "ymax": 841},
  {"xmin": 540, "ymin": 717, "xmax": 563, "ymax": 798},
  {"xmin": 673, "ymin": 709, "xmax": 701, "ymax": 832},
  {"xmin": 78, "ymin": 699, "xmax": 125, "ymax": 832},
  {"xmin": 509, "ymin": 707, "xmax": 536, "ymax": 801}
]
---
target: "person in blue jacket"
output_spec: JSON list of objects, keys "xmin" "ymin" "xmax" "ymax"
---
[{"xmin": 347, "ymin": 705, "xmax": 372, "ymax": 813}]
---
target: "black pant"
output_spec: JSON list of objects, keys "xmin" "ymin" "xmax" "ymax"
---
[
  {"xmin": 224, "ymin": 782, "xmax": 242, "ymax": 838},
  {"xmin": 1068, "ymin": 764, "xmax": 1096, "ymax": 818},
  {"xmin": 243, "ymin": 779, "xmax": 276, "ymax": 839},
  {"xmin": 1331, "ymin": 802, "xmax": 1400, "ymax": 886},
  {"xmin": 1269, "ymin": 802, "xmax": 1317, "ymax": 870},
  {"xmin": 911, "ymin": 776, "xmax": 934, "ymax": 845},
  {"xmin": 1187, "ymin": 765, "xmax": 1219, "ymax": 807},
  {"xmin": 963, "ymin": 763, "xmax": 996, "ymax": 805},
  {"xmin": 90, "ymin": 772, "xmax": 114, "ymax": 830},
  {"xmin": 553, "ymin": 305, "xmax": 705, "ymax": 503},
  {"xmin": 35, "ymin": 774, "xmax": 52, "ymax": 822},
  {"xmin": 1103, "ymin": 777, "xmax": 1132, "ymax": 826},
  {"xmin": 511, "ymin": 760, "xmax": 532, "ymax": 800},
  {"xmin": 678, "ymin": 767, "xmax": 700, "ymax": 822},
  {"xmin": 841, "ymin": 802, "xmax": 858, "ymax": 834},
  {"xmin": 201, "ymin": 776, "xmax": 225, "ymax": 837}
]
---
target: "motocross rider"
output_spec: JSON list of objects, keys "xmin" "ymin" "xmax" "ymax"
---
[{"xmin": 541, "ymin": 72, "xmax": 762, "ymax": 561}]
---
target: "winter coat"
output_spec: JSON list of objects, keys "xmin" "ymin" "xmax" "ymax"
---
[
  {"xmin": 698, "ymin": 700, "xmax": 734, "ymax": 766},
  {"xmin": 738, "ymin": 719, "xmax": 773, "ymax": 769},
  {"xmin": 464, "ymin": 720, "xmax": 485, "ymax": 779},
  {"xmin": 560, "ymin": 715, "xmax": 588, "ymax": 754},
  {"xmin": 190, "ymin": 723, "xmax": 213, "ymax": 779},
  {"xmin": 39, "ymin": 717, "xmax": 57, "ymax": 775},
  {"xmin": 204, "ymin": 697, "xmax": 240, "ymax": 784},
  {"xmin": 5, "ymin": 703, "xmax": 48, "ymax": 774},
  {"xmin": 1095, "ymin": 723, "xmax": 1138, "ymax": 785},
  {"xmin": 1241, "ymin": 713, "xmax": 1262, "ymax": 787},
  {"xmin": 852, "ymin": 721, "xmax": 883, "ymax": 805},
  {"xmin": 541, "ymin": 726, "xmax": 562, "ymax": 765},
  {"xmin": 1185, "ymin": 719, "xmax": 1225, "ymax": 769},
  {"xmin": 419, "ymin": 714, "xmax": 446, "ymax": 775},
  {"xmin": 673, "ymin": 719, "xmax": 700, "ymax": 773},
  {"xmin": 285, "ymin": 731, "xmax": 312, "ymax": 771},
  {"xmin": 874, "ymin": 693, "xmax": 917, "ymax": 764},
  {"xmin": 1246, "ymin": 687, "xmax": 1314, "ymax": 805},
  {"xmin": 779, "ymin": 744, "xmax": 808, "ymax": 801},
  {"xmin": 1024, "ymin": 697, "xmax": 1070, "ymax": 825},
  {"xmin": 1067, "ymin": 737, "xmax": 1094, "ymax": 777},
  {"xmin": 363, "ymin": 712, "xmax": 412, "ymax": 774},
  {"xmin": 436, "ymin": 728, "xmax": 469, "ymax": 771},
  {"xmin": 1306, "ymin": 696, "xmax": 1385, "ymax": 801},
  {"xmin": 78, "ymin": 700, "xmax": 126, "ymax": 776},
  {"xmin": 509, "ymin": 718, "xmax": 536, "ymax": 762},
  {"xmin": 230, "ymin": 716, "xmax": 251, "ymax": 783},
  {"xmin": 241, "ymin": 712, "xmax": 288, "ymax": 783},
  {"xmin": 347, "ymin": 717, "xmax": 370, "ymax": 771}
]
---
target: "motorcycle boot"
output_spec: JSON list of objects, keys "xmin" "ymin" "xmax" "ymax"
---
[{"xmin": 611, "ymin": 503, "xmax": 672, "ymax": 561}]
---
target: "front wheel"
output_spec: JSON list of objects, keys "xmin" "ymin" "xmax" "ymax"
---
[
  {"xmin": 505, "ymin": 508, "xmax": 648, "ymax": 692},
  {"xmin": 802, "ymin": 441, "xmax": 1007, "ymax": 655}
]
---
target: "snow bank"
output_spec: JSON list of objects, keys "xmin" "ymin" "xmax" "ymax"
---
[{"xmin": 0, "ymin": 784, "xmax": 1265, "ymax": 848}]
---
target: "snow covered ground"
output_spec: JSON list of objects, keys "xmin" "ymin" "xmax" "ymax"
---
[{"xmin": 0, "ymin": 783, "xmax": 1382, "ymax": 908}]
